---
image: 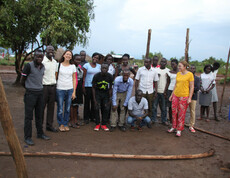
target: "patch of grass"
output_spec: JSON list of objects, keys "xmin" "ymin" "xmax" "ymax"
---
[{"xmin": 0, "ymin": 58, "xmax": 15, "ymax": 66}]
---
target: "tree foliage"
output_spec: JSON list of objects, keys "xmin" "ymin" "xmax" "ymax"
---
[{"xmin": 0, "ymin": 0, "xmax": 94, "ymax": 83}]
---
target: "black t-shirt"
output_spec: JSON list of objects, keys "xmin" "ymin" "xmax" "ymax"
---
[{"xmin": 92, "ymin": 72, "xmax": 113, "ymax": 92}]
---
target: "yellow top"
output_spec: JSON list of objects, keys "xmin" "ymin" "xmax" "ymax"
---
[{"xmin": 174, "ymin": 72, "xmax": 194, "ymax": 97}]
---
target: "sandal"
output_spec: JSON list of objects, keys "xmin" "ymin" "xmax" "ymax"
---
[{"xmin": 59, "ymin": 125, "xmax": 65, "ymax": 132}]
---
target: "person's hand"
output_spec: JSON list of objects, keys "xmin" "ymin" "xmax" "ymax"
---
[
  {"xmin": 112, "ymin": 105, "xmax": 117, "ymax": 112},
  {"xmin": 82, "ymin": 86, "xmax": 86, "ymax": 95},
  {"xmin": 138, "ymin": 116, "xmax": 143, "ymax": 120},
  {"xmin": 187, "ymin": 98, "xmax": 191, "ymax": 104},
  {"xmin": 169, "ymin": 95, "xmax": 172, "ymax": 102},
  {"xmin": 164, "ymin": 91, "xmax": 167, "ymax": 99},
  {"xmin": 71, "ymin": 92, "xmax": 76, "ymax": 100},
  {"xmin": 153, "ymin": 92, "xmax": 157, "ymax": 99}
]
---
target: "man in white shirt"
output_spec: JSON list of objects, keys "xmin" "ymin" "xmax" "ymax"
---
[
  {"xmin": 135, "ymin": 58, "xmax": 159, "ymax": 118},
  {"xmin": 42, "ymin": 45, "xmax": 58, "ymax": 132},
  {"xmin": 152, "ymin": 58, "xmax": 170, "ymax": 125}
]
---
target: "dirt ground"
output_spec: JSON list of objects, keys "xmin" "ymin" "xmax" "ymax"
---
[{"xmin": 0, "ymin": 65, "xmax": 230, "ymax": 178}]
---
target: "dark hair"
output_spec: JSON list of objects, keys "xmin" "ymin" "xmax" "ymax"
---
[
  {"xmin": 73, "ymin": 54, "xmax": 81, "ymax": 59},
  {"xmin": 135, "ymin": 89, "xmax": 143, "ymax": 95},
  {"xmin": 122, "ymin": 53, "xmax": 130, "ymax": 59},
  {"xmin": 92, "ymin": 52, "xmax": 100, "ymax": 58},
  {"xmin": 104, "ymin": 54, "xmax": 113, "ymax": 62},
  {"xmin": 34, "ymin": 49, "xmax": 43, "ymax": 55},
  {"xmin": 171, "ymin": 59, "xmax": 178, "ymax": 65},
  {"xmin": 204, "ymin": 64, "xmax": 212, "ymax": 72},
  {"xmin": 152, "ymin": 55, "xmax": 159, "ymax": 59},
  {"xmin": 101, "ymin": 62, "xmax": 109, "ymax": 66},
  {"xmin": 59, "ymin": 50, "xmax": 73, "ymax": 63},
  {"xmin": 213, "ymin": 62, "xmax": 220, "ymax": 68},
  {"xmin": 80, "ymin": 50, "xmax": 86, "ymax": 54}
]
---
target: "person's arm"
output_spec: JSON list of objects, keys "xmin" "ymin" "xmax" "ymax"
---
[
  {"xmin": 123, "ymin": 79, "xmax": 134, "ymax": 107},
  {"xmin": 140, "ymin": 109, "xmax": 149, "ymax": 120},
  {"xmin": 153, "ymin": 81, "xmax": 158, "ymax": 98},
  {"xmin": 20, "ymin": 63, "xmax": 31, "ymax": 88},
  {"xmin": 187, "ymin": 81, "xmax": 194, "ymax": 104},
  {"xmin": 164, "ymin": 73, "xmax": 170, "ymax": 98},
  {"xmin": 130, "ymin": 67, "xmax": 136, "ymax": 77},
  {"xmin": 112, "ymin": 79, "xmax": 118, "ymax": 111},
  {"xmin": 72, "ymin": 72, "xmax": 76, "ymax": 99},
  {"xmin": 135, "ymin": 68, "xmax": 140, "ymax": 92},
  {"xmin": 82, "ymin": 68, "xmax": 87, "ymax": 95},
  {"xmin": 169, "ymin": 81, "xmax": 177, "ymax": 101}
]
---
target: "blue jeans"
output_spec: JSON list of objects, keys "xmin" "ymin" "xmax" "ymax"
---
[
  {"xmin": 127, "ymin": 116, "xmax": 151, "ymax": 127},
  {"xmin": 56, "ymin": 89, "xmax": 73, "ymax": 126},
  {"xmin": 152, "ymin": 93, "xmax": 167, "ymax": 122}
]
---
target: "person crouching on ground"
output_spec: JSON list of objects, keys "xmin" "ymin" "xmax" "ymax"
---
[
  {"xmin": 92, "ymin": 62, "xmax": 113, "ymax": 131},
  {"xmin": 21, "ymin": 49, "xmax": 50, "ymax": 146},
  {"xmin": 127, "ymin": 90, "xmax": 152, "ymax": 131},
  {"xmin": 110, "ymin": 69, "xmax": 134, "ymax": 132},
  {"xmin": 168, "ymin": 61, "xmax": 194, "ymax": 137}
]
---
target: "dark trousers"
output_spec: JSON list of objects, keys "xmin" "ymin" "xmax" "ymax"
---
[
  {"xmin": 83, "ymin": 87, "xmax": 95, "ymax": 122},
  {"xmin": 42, "ymin": 85, "xmax": 56, "ymax": 129},
  {"xmin": 152, "ymin": 93, "xmax": 167, "ymax": 122},
  {"xmin": 95, "ymin": 91, "xmax": 110, "ymax": 125},
  {"xmin": 24, "ymin": 90, "xmax": 44, "ymax": 139}
]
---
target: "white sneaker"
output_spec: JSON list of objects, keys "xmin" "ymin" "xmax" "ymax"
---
[
  {"xmin": 167, "ymin": 128, "xmax": 175, "ymax": 133},
  {"xmin": 189, "ymin": 127, "xmax": 196, "ymax": 133},
  {"xmin": 176, "ymin": 131, "xmax": 181, "ymax": 137}
]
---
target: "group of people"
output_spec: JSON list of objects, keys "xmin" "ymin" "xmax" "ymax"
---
[{"xmin": 21, "ymin": 45, "xmax": 220, "ymax": 145}]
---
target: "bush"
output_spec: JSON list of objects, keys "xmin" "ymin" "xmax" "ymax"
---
[{"xmin": 219, "ymin": 77, "xmax": 230, "ymax": 84}]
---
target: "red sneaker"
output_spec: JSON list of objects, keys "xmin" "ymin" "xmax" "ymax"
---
[
  {"xmin": 94, "ymin": 124, "xmax": 100, "ymax": 131},
  {"xmin": 101, "ymin": 125, "xmax": 109, "ymax": 131}
]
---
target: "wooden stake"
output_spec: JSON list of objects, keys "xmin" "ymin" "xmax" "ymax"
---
[
  {"xmin": 145, "ymin": 29, "xmax": 152, "ymax": 59},
  {"xmin": 0, "ymin": 149, "xmax": 215, "ymax": 160},
  {"xmin": 185, "ymin": 28, "xmax": 190, "ymax": 62},
  {"xmin": 0, "ymin": 77, "xmax": 28, "ymax": 178},
  {"xmin": 219, "ymin": 47, "xmax": 230, "ymax": 113}
]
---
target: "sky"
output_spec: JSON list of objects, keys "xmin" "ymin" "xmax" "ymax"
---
[{"xmin": 73, "ymin": 0, "xmax": 230, "ymax": 61}]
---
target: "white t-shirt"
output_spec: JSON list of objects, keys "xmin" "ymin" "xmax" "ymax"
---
[
  {"xmin": 135, "ymin": 66, "xmax": 159, "ymax": 94},
  {"xmin": 108, "ymin": 64, "xmax": 115, "ymax": 76},
  {"xmin": 56, "ymin": 63, "xmax": 76, "ymax": 90},
  {"xmin": 200, "ymin": 72, "xmax": 215, "ymax": 91},
  {"xmin": 212, "ymin": 70, "xmax": 218, "ymax": 80},
  {"xmin": 156, "ymin": 68, "xmax": 170, "ymax": 93},
  {"xmin": 168, "ymin": 72, "xmax": 177, "ymax": 91}
]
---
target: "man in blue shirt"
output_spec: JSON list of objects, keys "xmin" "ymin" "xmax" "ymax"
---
[{"xmin": 110, "ymin": 69, "xmax": 134, "ymax": 132}]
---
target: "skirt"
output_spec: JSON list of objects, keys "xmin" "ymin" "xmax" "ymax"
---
[
  {"xmin": 199, "ymin": 91, "xmax": 212, "ymax": 106},
  {"xmin": 211, "ymin": 86, "xmax": 218, "ymax": 102}
]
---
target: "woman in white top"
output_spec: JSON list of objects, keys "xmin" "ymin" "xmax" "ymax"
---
[
  {"xmin": 199, "ymin": 64, "xmax": 215, "ymax": 122},
  {"xmin": 56, "ymin": 50, "xmax": 76, "ymax": 132},
  {"xmin": 166, "ymin": 59, "xmax": 178, "ymax": 123}
]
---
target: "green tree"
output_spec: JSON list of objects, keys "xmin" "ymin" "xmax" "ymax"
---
[
  {"xmin": 142, "ymin": 51, "xmax": 163, "ymax": 60},
  {"xmin": 0, "ymin": 0, "xmax": 94, "ymax": 83}
]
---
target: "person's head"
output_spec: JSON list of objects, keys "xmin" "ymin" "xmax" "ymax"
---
[
  {"xmin": 213, "ymin": 62, "xmax": 220, "ymax": 71},
  {"xmin": 101, "ymin": 62, "xmax": 109, "ymax": 75},
  {"xmin": 34, "ymin": 49, "xmax": 44, "ymax": 65},
  {"xmin": 45, "ymin": 45, "xmax": 54, "ymax": 59},
  {"xmin": 73, "ymin": 54, "xmax": 81, "ymax": 66},
  {"xmin": 80, "ymin": 50, "xmax": 86, "ymax": 62},
  {"xmin": 122, "ymin": 69, "xmax": 130, "ymax": 82},
  {"xmin": 190, "ymin": 65, "xmax": 196, "ymax": 74},
  {"xmin": 144, "ymin": 58, "xmax": 151, "ymax": 69},
  {"xmin": 92, "ymin": 52, "xmax": 100, "ymax": 64},
  {"xmin": 152, "ymin": 56, "xmax": 159, "ymax": 67},
  {"xmin": 204, "ymin": 64, "xmax": 212, "ymax": 74},
  {"xmin": 135, "ymin": 89, "xmax": 143, "ymax": 103},
  {"xmin": 104, "ymin": 54, "xmax": 113, "ymax": 65},
  {"xmin": 178, "ymin": 60, "xmax": 189, "ymax": 72},
  {"xmin": 122, "ymin": 53, "xmax": 130, "ymax": 66},
  {"xmin": 171, "ymin": 59, "xmax": 178, "ymax": 71},
  {"xmin": 160, "ymin": 58, "xmax": 167, "ymax": 69},
  {"xmin": 60, "ymin": 50, "xmax": 73, "ymax": 63}
]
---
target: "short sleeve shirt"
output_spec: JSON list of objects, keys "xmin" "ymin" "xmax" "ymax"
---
[
  {"xmin": 155, "ymin": 68, "xmax": 170, "ymax": 93},
  {"xmin": 168, "ymin": 72, "xmax": 177, "ymax": 91},
  {"xmin": 128, "ymin": 96, "xmax": 148, "ymax": 116},
  {"xmin": 174, "ymin": 72, "xmax": 194, "ymax": 97},
  {"xmin": 83, "ymin": 63, "xmax": 101, "ymax": 87},
  {"xmin": 92, "ymin": 72, "xmax": 113, "ymax": 92},
  {"xmin": 56, "ymin": 63, "xmax": 76, "ymax": 90},
  {"xmin": 200, "ymin": 73, "xmax": 215, "ymax": 91}
]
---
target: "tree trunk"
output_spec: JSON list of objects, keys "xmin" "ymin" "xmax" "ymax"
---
[
  {"xmin": 14, "ymin": 52, "xmax": 22, "ymax": 85},
  {"xmin": 145, "ymin": 29, "xmax": 152, "ymax": 59},
  {"xmin": 185, "ymin": 28, "xmax": 189, "ymax": 63}
]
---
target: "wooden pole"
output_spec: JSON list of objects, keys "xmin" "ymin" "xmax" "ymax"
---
[
  {"xmin": 219, "ymin": 47, "xmax": 230, "ymax": 113},
  {"xmin": 0, "ymin": 149, "xmax": 215, "ymax": 160},
  {"xmin": 145, "ymin": 29, "xmax": 152, "ymax": 59},
  {"xmin": 185, "ymin": 28, "xmax": 190, "ymax": 62},
  {"xmin": 0, "ymin": 76, "xmax": 28, "ymax": 178}
]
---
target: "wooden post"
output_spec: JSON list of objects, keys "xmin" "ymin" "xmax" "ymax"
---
[
  {"xmin": 0, "ymin": 76, "xmax": 28, "ymax": 178},
  {"xmin": 185, "ymin": 28, "xmax": 190, "ymax": 62},
  {"xmin": 219, "ymin": 47, "xmax": 230, "ymax": 113},
  {"xmin": 145, "ymin": 29, "xmax": 152, "ymax": 59}
]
